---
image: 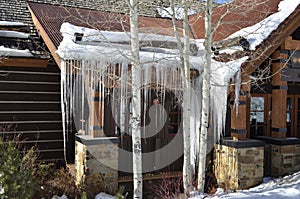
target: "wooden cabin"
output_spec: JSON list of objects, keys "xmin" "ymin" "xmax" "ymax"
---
[{"xmin": 0, "ymin": 1, "xmax": 67, "ymax": 163}]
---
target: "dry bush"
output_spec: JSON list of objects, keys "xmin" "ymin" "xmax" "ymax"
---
[
  {"xmin": 34, "ymin": 167, "xmax": 82, "ymax": 199},
  {"xmin": 146, "ymin": 177, "xmax": 184, "ymax": 199}
]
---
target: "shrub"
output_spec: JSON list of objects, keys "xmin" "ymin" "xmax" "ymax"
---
[
  {"xmin": 147, "ymin": 177, "xmax": 184, "ymax": 199},
  {"xmin": 0, "ymin": 137, "xmax": 37, "ymax": 199},
  {"xmin": 33, "ymin": 167, "xmax": 82, "ymax": 199}
]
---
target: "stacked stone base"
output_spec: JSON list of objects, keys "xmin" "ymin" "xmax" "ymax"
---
[
  {"xmin": 214, "ymin": 138, "xmax": 265, "ymax": 191},
  {"xmin": 257, "ymin": 136, "xmax": 300, "ymax": 177},
  {"xmin": 75, "ymin": 135, "xmax": 119, "ymax": 196}
]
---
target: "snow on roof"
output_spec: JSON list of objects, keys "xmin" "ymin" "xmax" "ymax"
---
[
  {"xmin": 61, "ymin": 22, "xmax": 182, "ymax": 44},
  {"xmin": 0, "ymin": 46, "xmax": 33, "ymax": 57},
  {"xmin": 58, "ymin": 22, "xmax": 205, "ymax": 69},
  {"xmin": 56, "ymin": 22, "xmax": 249, "ymax": 88},
  {"xmin": 57, "ymin": 22, "xmax": 247, "ymax": 74},
  {"xmin": 228, "ymin": 0, "xmax": 300, "ymax": 51},
  {"xmin": 0, "ymin": 30, "xmax": 29, "ymax": 39},
  {"xmin": 0, "ymin": 21, "xmax": 27, "ymax": 26},
  {"xmin": 156, "ymin": 5, "xmax": 197, "ymax": 20}
]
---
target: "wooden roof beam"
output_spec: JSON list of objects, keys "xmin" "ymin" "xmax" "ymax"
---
[{"xmin": 0, "ymin": 57, "xmax": 48, "ymax": 67}]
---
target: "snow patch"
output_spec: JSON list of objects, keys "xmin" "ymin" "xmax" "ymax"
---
[
  {"xmin": 0, "ymin": 30, "xmax": 29, "ymax": 38},
  {"xmin": 51, "ymin": 195, "xmax": 68, "ymax": 199},
  {"xmin": 95, "ymin": 192, "xmax": 115, "ymax": 199},
  {"xmin": 0, "ymin": 46, "xmax": 33, "ymax": 57},
  {"xmin": 189, "ymin": 171, "xmax": 300, "ymax": 199},
  {"xmin": 0, "ymin": 21, "xmax": 27, "ymax": 26}
]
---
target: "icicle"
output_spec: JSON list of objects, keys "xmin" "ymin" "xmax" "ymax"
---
[
  {"xmin": 234, "ymin": 69, "xmax": 241, "ymax": 116},
  {"xmin": 80, "ymin": 61, "xmax": 85, "ymax": 133},
  {"xmin": 190, "ymin": 76, "xmax": 201, "ymax": 171},
  {"xmin": 142, "ymin": 65, "xmax": 148, "ymax": 140},
  {"xmin": 120, "ymin": 62, "xmax": 127, "ymax": 135},
  {"xmin": 60, "ymin": 60, "xmax": 67, "ymax": 163},
  {"xmin": 101, "ymin": 63, "xmax": 105, "ymax": 137},
  {"xmin": 70, "ymin": 61, "xmax": 73, "ymax": 125}
]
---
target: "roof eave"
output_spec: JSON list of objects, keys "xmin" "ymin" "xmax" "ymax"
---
[
  {"xmin": 27, "ymin": 3, "xmax": 62, "ymax": 69},
  {"xmin": 242, "ymin": 6, "xmax": 300, "ymax": 74}
]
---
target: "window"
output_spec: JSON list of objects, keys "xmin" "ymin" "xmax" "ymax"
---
[
  {"xmin": 290, "ymin": 50, "xmax": 300, "ymax": 68},
  {"xmin": 250, "ymin": 97, "xmax": 265, "ymax": 137}
]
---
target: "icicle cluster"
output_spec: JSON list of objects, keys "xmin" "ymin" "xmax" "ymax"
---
[{"xmin": 58, "ymin": 22, "xmax": 248, "ymax": 171}]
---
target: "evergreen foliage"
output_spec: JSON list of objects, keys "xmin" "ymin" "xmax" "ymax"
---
[{"xmin": 0, "ymin": 137, "xmax": 36, "ymax": 199}]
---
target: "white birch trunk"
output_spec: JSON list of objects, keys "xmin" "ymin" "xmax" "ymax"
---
[
  {"xmin": 182, "ymin": 0, "xmax": 193, "ymax": 196},
  {"xmin": 169, "ymin": 0, "xmax": 193, "ymax": 195},
  {"xmin": 129, "ymin": 0, "xmax": 143, "ymax": 198},
  {"xmin": 197, "ymin": 0, "xmax": 212, "ymax": 192}
]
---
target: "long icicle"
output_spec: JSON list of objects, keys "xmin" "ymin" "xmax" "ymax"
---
[{"xmin": 60, "ymin": 60, "xmax": 67, "ymax": 163}]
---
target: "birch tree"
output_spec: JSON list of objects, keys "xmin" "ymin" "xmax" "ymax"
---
[
  {"xmin": 182, "ymin": 0, "xmax": 193, "ymax": 195},
  {"xmin": 197, "ymin": 0, "xmax": 212, "ymax": 192},
  {"xmin": 128, "ymin": 0, "xmax": 143, "ymax": 198},
  {"xmin": 168, "ymin": 0, "xmax": 194, "ymax": 195}
]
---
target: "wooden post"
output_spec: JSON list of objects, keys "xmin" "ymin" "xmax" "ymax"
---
[
  {"xmin": 230, "ymin": 74, "xmax": 250, "ymax": 140},
  {"xmin": 271, "ymin": 50, "xmax": 288, "ymax": 139},
  {"xmin": 90, "ymin": 90, "xmax": 105, "ymax": 137}
]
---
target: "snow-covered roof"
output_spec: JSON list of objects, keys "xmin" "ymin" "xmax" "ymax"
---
[
  {"xmin": 57, "ymin": 22, "xmax": 205, "ymax": 69},
  {"xmin": 61, "ymin": 22, "xmax": 183, "ymax": 44},
  {"xmin": 0, "ymin": 21, "xmax": 27, "ymax": 26},
  {"xmin": 0, "ymin": 46, "xmax": 34, "ymax": 57},
  {"xmin": 0, "ymin": 20, "xmax": 33, "ymax": 58},
  {"xmin": 0, "ymin": 1, "xmax": 50, "ymax": 58},
  {"xmin": 227, "ymin": 0, "xmax": 300, "ymax": 51},
  {"xmin": 0, "ymin": 30, "xmax": 30, "ymax": 39}
]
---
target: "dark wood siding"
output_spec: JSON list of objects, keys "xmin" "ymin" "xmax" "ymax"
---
[{"xmin": 0, "ymin": 63, "xmax": 65, "ymax": 162}]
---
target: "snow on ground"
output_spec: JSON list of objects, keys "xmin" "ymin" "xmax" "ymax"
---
[
  {"xmin": 189, "ymin": 171, "xmax": 300, "ymax": 199},
  {"xmin": 51, "ymin": 195, "xmax": 68, "ymax": 199},
  {"xmin": 62, "ymin": 171, "xmax": 300, "ymax": 199},
  {"xmin": 95, "ymin": 192, "xmax": 115, "ymax": 199}
]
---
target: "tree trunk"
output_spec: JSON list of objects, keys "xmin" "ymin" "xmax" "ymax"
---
[
  {"xmin": 168, "ymin": 0, "xmax": 193, "ymax": 195},
  {"xmin": 197, "ymin": 0, "xmax": 212, "ymax": 192},
  {"xmin": 182, "ymin": 0, "xmax": 193, "ymax": 196},
  {"xmin": 129, "ymin": 0, "xmax": 143, "ymax": 198}
]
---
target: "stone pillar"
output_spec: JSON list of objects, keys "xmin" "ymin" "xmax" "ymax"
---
[
  {"xmin": 214, "ymin": 138, "xmax": 264, "ymax": 191},
  {"xmin": 271, "ymin": 50, "xmax": 288, "ymax": 139},
  {"xmin": 75, "ymin": 135, "xmax": 119, "ymax": 196},
  {"xmin": 256, "ymin": 137, "xmax": 300, "ymax": 177}
]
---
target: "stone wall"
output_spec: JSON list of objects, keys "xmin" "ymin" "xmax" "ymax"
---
[
  {"xmin": 270, "ymin": 144, "xmax": 300, "ymax": 176},
  {"xmin": 75, "ymin": 135, "xmax": 119, "ymax": 196},
  {"xmin": 214, "ymin": 142, "xmax": 264, "ymax": 191}
]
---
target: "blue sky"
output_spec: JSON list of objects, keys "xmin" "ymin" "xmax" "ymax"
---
[{"xmin": 215, "ymin": 0, "xmax": 232, "ymax": 4}]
